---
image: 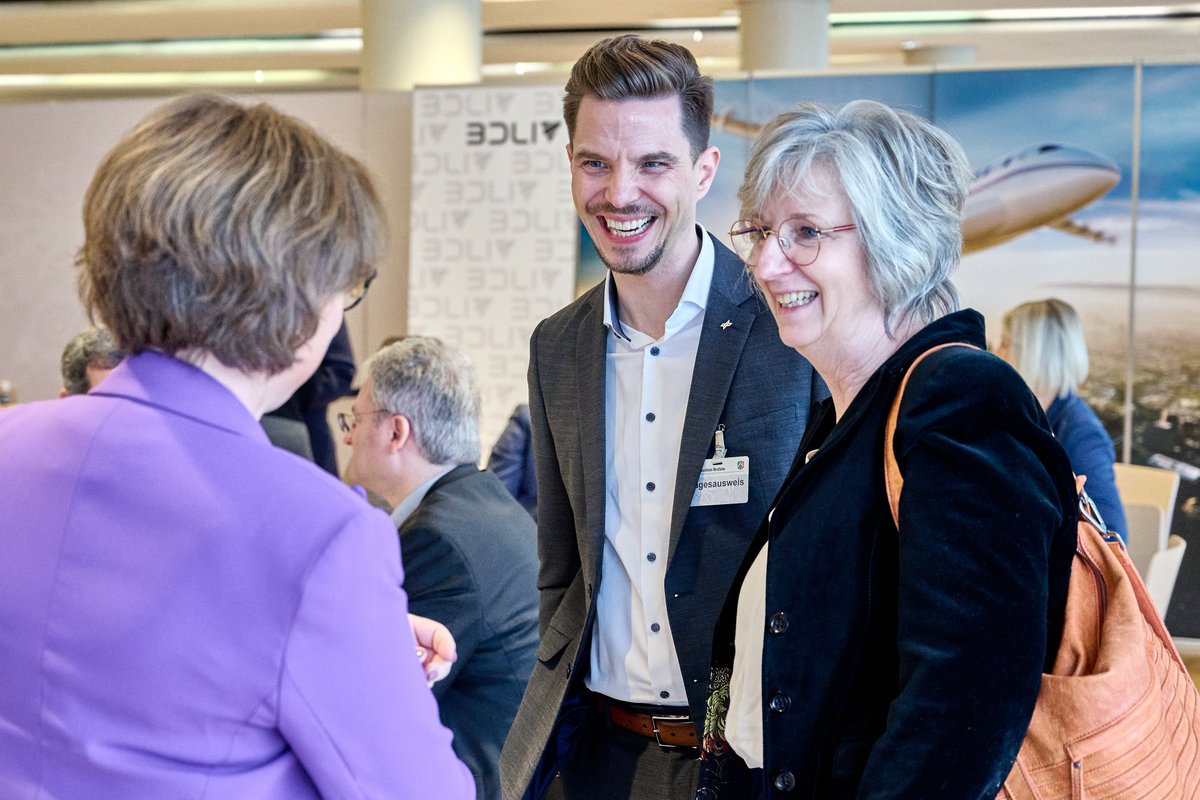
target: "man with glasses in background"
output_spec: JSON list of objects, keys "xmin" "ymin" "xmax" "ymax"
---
[{"xmin": 342, "ymin": 336, "xmax": 539, "ymax": 800}]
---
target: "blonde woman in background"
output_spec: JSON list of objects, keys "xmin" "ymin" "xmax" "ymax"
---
[{"xmin": 998, "ymin": 297, "xmax": 1128, "ymax": 540}]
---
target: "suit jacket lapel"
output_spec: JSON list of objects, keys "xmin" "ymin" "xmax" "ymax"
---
[
  {"xmin": 575, "ymin": 287, "xmax": 609, "ymax": 585},
  {"xmin": 667, "ymin": 242, "xmax": 758, "ymax": 564}
]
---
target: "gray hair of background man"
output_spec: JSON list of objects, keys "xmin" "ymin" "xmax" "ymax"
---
[
  {"xmin": 562, "ymin": 33, "xmax": 714, "ymax": 162},
  {"xmin": 739, "ymin": 99, "xmax": 974, "ymax": 334},
  {"xmin": 362, "ymin": 336, "xmax": 482, "ymax": 466},
  {"xmin": 60, "ymin": 327, "xmax": 124, "ymax": 395}
]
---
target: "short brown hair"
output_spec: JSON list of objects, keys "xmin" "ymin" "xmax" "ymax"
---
[
  {"xmin": 563, "ymin": 34, "xmax": 713, "ymax": 162},
  {"xmin": 78, "ymin": 94, "xmax": 383, "ymax": 374}
]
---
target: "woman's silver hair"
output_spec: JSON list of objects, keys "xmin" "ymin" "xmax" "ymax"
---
[
  {"xmin": 739, "ymin": 99, "xmax": 973, "ymax": 332},
  {"xmin": 363, "ymin": 336, "xmax": 481, "ymax": 466},
  {"xmin": 1002, "ymin": 298, "xmax": 1089, "ymax": 400}
]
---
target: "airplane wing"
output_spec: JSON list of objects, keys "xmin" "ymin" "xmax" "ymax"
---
[{"xmin": 1048, "ymin": 217, "xmax": 1116, "ymax": 244}]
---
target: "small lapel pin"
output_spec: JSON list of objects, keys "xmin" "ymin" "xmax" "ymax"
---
[{"xmin": 720, "ymin": 320, "xmax": 732, "ymax": 330}]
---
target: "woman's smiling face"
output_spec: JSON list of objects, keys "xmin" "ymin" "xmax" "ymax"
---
[{"xmin": 748, "ymin": 170, "xmax": 883, "ymax": 366}]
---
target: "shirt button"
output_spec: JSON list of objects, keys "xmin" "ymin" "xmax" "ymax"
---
[
  {"xmin": 646, "ymin": 482, "xmax": 655, "ymax": 492},
  {"xmin": 645, "ymin": 412, "xmax": 656, "ymax": 422},
  {"xmin": 773, "ymin": 771, "xmax": 796, "ymax": 792},
  {"xmin": 660, "ymin": 690, "xmax": 670, "ymax": 699},
  {"xmin": 646, "ymin": 552, "xmax": 657, "ymax": 562},
  {"xmin": 650, "ymin": 622, "xmax": 661, "ymax": 633},
  {"xmin": 650, "ymin": 346, "xmax": 661, "ymax": 356},
  {"xmin": 769, "ymin": 612, "xmax": 789, "ymax": 634},
  {"xmin": 769, "ymin": 691, "xmax": 791, "ymax": 713}
]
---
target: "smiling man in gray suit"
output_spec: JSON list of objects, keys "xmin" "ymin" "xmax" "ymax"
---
[{"xmin": 500, "ymin": 34, "xmax": 821, "ymax": 800}]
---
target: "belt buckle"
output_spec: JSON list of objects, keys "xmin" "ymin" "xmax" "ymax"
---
[{"xmin": 650, "ymin": 713, "xmax": 692, "ymax": 750}]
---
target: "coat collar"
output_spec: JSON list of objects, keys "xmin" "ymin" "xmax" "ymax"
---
[
  {"xmin": 90, "ymin": 350, "xmax": 269, "ymax": 444},
  {"xmin": 801, "ymin": 308, "xmax": 988, "ymax": 465},
  {"xmin": 878, "ymin": 308, "xmax": 987, "ymax": 383}
]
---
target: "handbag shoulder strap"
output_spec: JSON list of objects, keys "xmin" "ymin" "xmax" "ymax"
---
[{"xmin": 883, "ymin": 342, "xmax": 980, "ymax": 528}]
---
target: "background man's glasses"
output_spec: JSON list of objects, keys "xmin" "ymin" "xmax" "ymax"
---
[
  {"xmin": 336, "ymin": 409, "xmax": 392, "ymax": 433},
  {"xmin": 729, "ymin": 218, "xmax": 857, "ymax": 267}
]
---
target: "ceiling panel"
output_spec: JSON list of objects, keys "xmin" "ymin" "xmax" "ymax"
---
[{"xmin": 0, "ymin": 0, "xmax": 1196, "ymax": 98}]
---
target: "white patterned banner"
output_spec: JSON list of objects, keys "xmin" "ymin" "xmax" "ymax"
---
[{"xmin": 410, "ymin": 85, "xmax": 576, "ymax": 459}]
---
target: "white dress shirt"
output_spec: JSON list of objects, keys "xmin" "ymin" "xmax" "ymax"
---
[{"xmin": 585, "ymin": 226, "xmax": 715, "ymax": 707}]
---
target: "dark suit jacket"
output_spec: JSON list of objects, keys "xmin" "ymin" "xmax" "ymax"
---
[
  {"xmin": 500, "ymin": 232, "xmax": 821, "ymax": 800},
  {"xmin": 487, "ymin": 404, "xmax": 537, "ymax": 518},
  {"xmin": 264, "ymin": 322, "xmax": 355, "ymax": 474},
  {"xmin": 698, "ymin": 310, "xmax": 1078, "ymax": 799},
  {"xmin": 399, "ymin": 464, "xmax": 540, "ymax": 800}
]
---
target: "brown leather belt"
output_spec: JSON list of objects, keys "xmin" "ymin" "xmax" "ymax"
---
[{"xmin": 591, "ymin": 694, "xmax": 698, "ymax": 749}]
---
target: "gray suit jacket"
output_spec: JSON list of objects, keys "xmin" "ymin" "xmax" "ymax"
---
[
  {"xmin": 499, "ymin": 233, "xmax": 821, "ymax": 800},
  {"xmin": 400, "ymin": 464, "xmax": 539, "ymax": 800}
]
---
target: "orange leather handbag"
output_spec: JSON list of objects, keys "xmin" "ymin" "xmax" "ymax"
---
[{"xmin": 886, "ymin": 343, "xmax": 1200, "ymax": 800}]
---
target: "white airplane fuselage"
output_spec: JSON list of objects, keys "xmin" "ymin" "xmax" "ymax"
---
[
  {"xmin": 710, "ymin": 112, "xmax": 1122, "ymax": 254},
  {"xmin": 962, "ymin": 143, "xmax": 1120, "ymax": 253}
]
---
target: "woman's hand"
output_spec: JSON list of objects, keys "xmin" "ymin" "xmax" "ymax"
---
[{"xmin": 408, "ymin": 613, "xmax": 457, "ymax": 686}]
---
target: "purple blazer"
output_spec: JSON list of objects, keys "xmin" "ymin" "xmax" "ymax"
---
[{"xmin": 0, "ymin": 351, "xmax": 474, "ymax": 799}]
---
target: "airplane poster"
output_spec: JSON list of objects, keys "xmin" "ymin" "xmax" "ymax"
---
[
  {"xmin": 574, "ymin": 62, "xmax": 1200, "ymax": 631},
  {"xmin": 1130, "ymin": 63, "xmax": 1200, "ymax": 633}
]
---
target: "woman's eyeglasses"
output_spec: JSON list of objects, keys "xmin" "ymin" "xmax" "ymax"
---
[{"xmin": 729, "ymin": 218, "xmax": 856, "ymax": 268}]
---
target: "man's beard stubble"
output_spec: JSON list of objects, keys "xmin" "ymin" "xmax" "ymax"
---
[{"xmin": 598, "ymin": 240, "xmax": 666, "ymax": 277}]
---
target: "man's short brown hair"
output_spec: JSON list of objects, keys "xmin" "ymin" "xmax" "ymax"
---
[
  {"xmin": 78, "ymin": 94, "xmax": 383, "ymax": 375},
  {"xmin": 563, "ymin": 34, "xmax": 713, "ymax": 162}
]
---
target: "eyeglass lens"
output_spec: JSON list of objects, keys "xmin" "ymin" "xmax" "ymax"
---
[{"xmin": 730, "ymin": 219, "xmax": 824, "ymax": 267}]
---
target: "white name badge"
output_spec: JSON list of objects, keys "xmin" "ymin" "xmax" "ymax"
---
[{"xmin": 691, "ymin": 456, "xmax": 750, "ymax": 507}]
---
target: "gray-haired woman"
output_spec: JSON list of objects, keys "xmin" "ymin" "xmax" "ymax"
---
[{"xmin": 697, "ymin": 100, "xmax": 1078, "ymax": 799}]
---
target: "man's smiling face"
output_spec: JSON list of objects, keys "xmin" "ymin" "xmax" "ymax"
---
[{"xmin": 568, "ymin": 94, "xmax": 717, "ymax": 278}]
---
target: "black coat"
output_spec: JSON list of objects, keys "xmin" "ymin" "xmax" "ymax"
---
[{"xmin": 699, "ymin": 310, "xmax": 1077, "ymax": 800}]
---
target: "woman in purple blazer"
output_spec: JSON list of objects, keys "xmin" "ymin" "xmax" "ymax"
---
[{"xmin": 0, "ymin": 95, "xmax": 474, "ymax": 799}]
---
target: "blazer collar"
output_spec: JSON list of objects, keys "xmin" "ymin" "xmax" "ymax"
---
[
  {"xmin": 575, "ymin": 287, "xmax": 610, "ymax": 577},
  {"xmin": 91, "ymin": 350, "xmax": 269, "ymax": 444},
  {"xmin": 667, "ymin": 238, "xmax": 760, "ymax": 562}
]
